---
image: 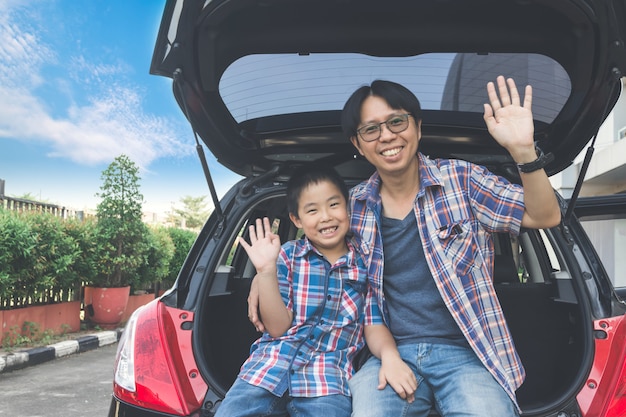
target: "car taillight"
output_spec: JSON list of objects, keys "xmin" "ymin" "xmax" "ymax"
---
[
  {"xmin": 113, "ymin": 300, "xmax": 208, "ymax": 416},
  {"xmin": 577, "ymin": 314, "xmax": 626, "ymax": 416},
  {"xmin": 114, "ymin": 307, "xmax": 139, "ymax": 392}
]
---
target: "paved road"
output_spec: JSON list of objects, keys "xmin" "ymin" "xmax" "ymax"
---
[{"xmin": 0, "ymin": 343, "xmax": 117, "ymax": 417}]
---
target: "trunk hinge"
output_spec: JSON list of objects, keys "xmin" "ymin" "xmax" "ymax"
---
[
  {"xmin": 563, "ymin": 140, "xmax": 595, "ymax": 223},
  {"xmin": 173, "ymin": 68, "xmax": 225, "ymax": 234},
  {"xmin": 563, "ymin": 78, "xmax": 621, "ymax": 223}
]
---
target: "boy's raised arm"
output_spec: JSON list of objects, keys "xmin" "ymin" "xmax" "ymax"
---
[{"xmin": 239, "ymin": 217, "xmax": 293, "ymax": 337}]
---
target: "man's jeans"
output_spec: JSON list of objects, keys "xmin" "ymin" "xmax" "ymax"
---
[
  {"xmin": 349, "ymin": 343, "xmax": 519, "ymax": 417},
  {"xmin": 214, "ymin": 377, "xmax": 352, "ymax": 417}
]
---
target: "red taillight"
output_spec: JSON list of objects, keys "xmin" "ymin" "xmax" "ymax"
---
[
  {"xmin": 113, "ymin": 300, "xmax": 208, "ymax": 415},
  {"xmin": 577, "ymin": 315, "xmax": 626, "ymax": 416}
]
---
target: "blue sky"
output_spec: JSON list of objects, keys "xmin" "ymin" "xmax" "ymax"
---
[{"xmin": 0, "ymin": 0, "xmax": 242, "ymax": 215}]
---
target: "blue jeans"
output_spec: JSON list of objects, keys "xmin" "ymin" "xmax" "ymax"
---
[
  {"xmin": 349, "ymin": 343, "xmax": 519, "ymax": 417},
  {"xmin": 214, "ymin": 377, "xmax": 352, "ymax": 417}
]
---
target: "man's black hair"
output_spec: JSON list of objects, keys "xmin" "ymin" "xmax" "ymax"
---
[
  {"xmin": 286, "ymin": 165, "xmax": 349, "ymax": 218},
  {"xmin": 341, "ymin": 79, "xmax": 423, "ymax": 139}
]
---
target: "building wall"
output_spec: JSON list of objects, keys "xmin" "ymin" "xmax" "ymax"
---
[{"xmin": 551, "ymin": 78, "xmax": 626, "ymax": 197}]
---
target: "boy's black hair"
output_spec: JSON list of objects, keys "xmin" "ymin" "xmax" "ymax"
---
[
  {"xmin": 341, "ymin": 79, "xmax": 423, "ymax": 139},
  {"xmin": 286, "ymin": 165, "xmax": 349, "ymax": 218}
]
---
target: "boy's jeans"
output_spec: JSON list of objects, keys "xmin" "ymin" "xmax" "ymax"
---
[
  {"xmin": 349, "ymin": 343, "xmax": 519, "ymax": 417},
  {"xmin": 214, "ymin": 377, "xmax": 352, "ymax": 417}
]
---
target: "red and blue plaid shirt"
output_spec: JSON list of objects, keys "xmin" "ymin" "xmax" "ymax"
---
[
  {"xmin": 350, "ymin": 153, "xmax": 526, "ymax": 408},
  {"xmin": 238, "ymin": 237, "xmax": 368, "ymax": 397}
]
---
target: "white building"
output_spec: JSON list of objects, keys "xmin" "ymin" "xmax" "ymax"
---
[{"xmin": 552, "ymin": 78, "xmax": 626, "ymax": 198}]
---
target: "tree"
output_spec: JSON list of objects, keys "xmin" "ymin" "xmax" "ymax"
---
[
  {"xmin": 169, "ymin": 195, "xmax": 211, "ymax": 230},
  {"xmin": 93, "ymin": 155, "xmax": 148, "ymax": 287}
]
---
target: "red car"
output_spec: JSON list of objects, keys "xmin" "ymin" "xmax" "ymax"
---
[{"xmin": 109, "ymin": 1, "xmax": 626, "ymax": 416}]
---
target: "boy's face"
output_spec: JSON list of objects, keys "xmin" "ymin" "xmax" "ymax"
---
[{"xmin": 289, "ymin": 180, "xmax": 350, "ymax": 260}]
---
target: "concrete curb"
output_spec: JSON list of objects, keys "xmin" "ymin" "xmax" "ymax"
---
[{"xmin": 0, "ymin": 328, "xmax": 124, "ymax": 374}]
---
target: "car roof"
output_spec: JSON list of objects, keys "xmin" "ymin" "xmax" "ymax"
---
[{"xmin": 150, "ymin": 0, "xmax": 626, "ymax": 179}]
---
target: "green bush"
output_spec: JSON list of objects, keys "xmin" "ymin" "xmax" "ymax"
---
[
  {"xmin": 0, "ymin": 209, "xmax": 38, "ymax": 307},
  {"xmin": 64, "ymin": 217, "xmax": 99, "ymax": 285},
  {"xmin": 0, "ymin": 209, "xmax": 83, "ymax": 307},
  {"xmin": 24, "ymin": 211, "xmax": 81, "ymax": 303},
  {"xmin": 162, "ymin": 227, "xmax": 197, "ymax": 290},
  {"xmin": 133, "ymin": 226, "xmax": 175, "ymax": 292},
  {"xmin": 0, "ymin": 204, "xmax": 197, "ymax": 308}
]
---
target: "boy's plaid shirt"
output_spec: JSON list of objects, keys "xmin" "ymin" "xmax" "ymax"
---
[
  {"xmin": 350, "ymin": 153, "xmax": 526, "ymax": 408},
  {"xmin": 238, "ymin": 237, "xmax": 368, "ymax": 397}
]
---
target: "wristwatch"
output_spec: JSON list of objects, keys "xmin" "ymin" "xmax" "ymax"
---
[{"xmin": 517, "ymin": 145, "xmax": 554, "ymax": 173}]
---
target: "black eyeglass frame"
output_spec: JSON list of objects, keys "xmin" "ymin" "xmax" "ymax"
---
[{"xmin": 356, "ymin": 113, "xmax": 413, "ymax": 142}]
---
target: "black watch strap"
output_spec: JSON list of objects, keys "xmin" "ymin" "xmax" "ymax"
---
[{"xmin": 517, "ymin": 145, "xmax": 554, "ymax": 173}]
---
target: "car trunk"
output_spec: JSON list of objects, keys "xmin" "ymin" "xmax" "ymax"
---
[{"xmin": 189, "ymin": 179, "xmax": 591, "ymax": 416}]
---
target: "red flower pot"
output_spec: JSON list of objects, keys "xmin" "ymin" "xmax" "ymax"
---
[{"xmin": 88, "ymin": 286, "xmax": 130, "ymax": 329}]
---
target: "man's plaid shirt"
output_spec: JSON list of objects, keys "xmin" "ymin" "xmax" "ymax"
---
[
  {"xmin": 350, "ymin": 153, "xmax": 526, "ymax": 408},
  {"xmin": 238, "ymin": 237, "xmax": 368, "ymax": 397}
]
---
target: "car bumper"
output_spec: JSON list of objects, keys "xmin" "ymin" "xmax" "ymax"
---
[{"xmin": 108, "ymin": 397, "xmax": 197, "ymax": 417}]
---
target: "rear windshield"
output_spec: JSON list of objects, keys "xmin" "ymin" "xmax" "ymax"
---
[{"xmin": 220, "ymin": 53, "xmax": 570, "ymax": 124}]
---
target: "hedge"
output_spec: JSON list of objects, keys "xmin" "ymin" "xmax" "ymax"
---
[{"xmin": 0, "ymin": 208, "xmax": 197, "ymax": 310}]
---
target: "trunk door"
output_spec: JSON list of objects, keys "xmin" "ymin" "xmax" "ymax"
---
[{"xmin": 150, "ymin": 0, "xmax": 626, "ymax": 179}]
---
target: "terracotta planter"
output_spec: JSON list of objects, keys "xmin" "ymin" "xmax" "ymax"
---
[
  {"xmin": 88, "ymin": 286, "xmax": 131, "ymax": 329},
  {"xmin": 120, "ymin": 293, "xmax": 156, "ymax": 323}
]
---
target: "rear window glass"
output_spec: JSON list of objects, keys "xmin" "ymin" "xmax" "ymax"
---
[{"xmin": 220, "ymin": 52, "xmax": 571, "ymax": 124}]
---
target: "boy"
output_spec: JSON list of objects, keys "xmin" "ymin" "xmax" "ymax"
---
[{"xmin": 214, "ymin": 166, "xmax": 369, "ymax": 417}]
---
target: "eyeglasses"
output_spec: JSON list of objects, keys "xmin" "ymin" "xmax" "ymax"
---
[{"xmin": 356, "ymin": 113, "xmax": 412, "ymax": 142}]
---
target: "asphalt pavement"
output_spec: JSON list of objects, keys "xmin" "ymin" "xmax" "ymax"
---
[{"xmin": 0, "ymin": 343, "xmax": 118, "ymax": 417}]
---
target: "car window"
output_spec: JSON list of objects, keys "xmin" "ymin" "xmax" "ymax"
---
[
  {"xmin": 224, "ymin": 217, "xmax": 283, "ymax": 275},
  {"xmin": 580, "ymin": 217, "xmax": 626, "ymax": 288},
  {"xmin": 220, "ymin": 52, "xmax": 571, "ymax": 124},
  {"xmin": 503, "ymin": 229, "xmax": 564, "ymax": 285}
]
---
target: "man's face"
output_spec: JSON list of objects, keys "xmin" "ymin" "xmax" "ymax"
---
[{"xmin": 350, "ymin": 95, "xmax": 421, "ymax": 177}]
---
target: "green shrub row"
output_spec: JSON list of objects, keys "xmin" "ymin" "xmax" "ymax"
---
[{"xmin": 0, "ymin": 208, "xmax": 197, "ymax": 310}]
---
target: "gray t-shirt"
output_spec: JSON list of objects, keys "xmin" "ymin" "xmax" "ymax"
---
[{"xmin": 381, "ymin": 212, "xmax": 467, "ymax": 346}]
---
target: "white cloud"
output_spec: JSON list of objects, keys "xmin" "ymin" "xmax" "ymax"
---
[
  {"xmin": 0, "ymin": 2, "xmax": 192, "ymax": 169},
  {"xmin": 69, "ymin": 55, "xmax": 129, "ymax": 86},
  {"xmin": 0, "ymin": 4, "xmax": 53, "ymax": 89}
]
